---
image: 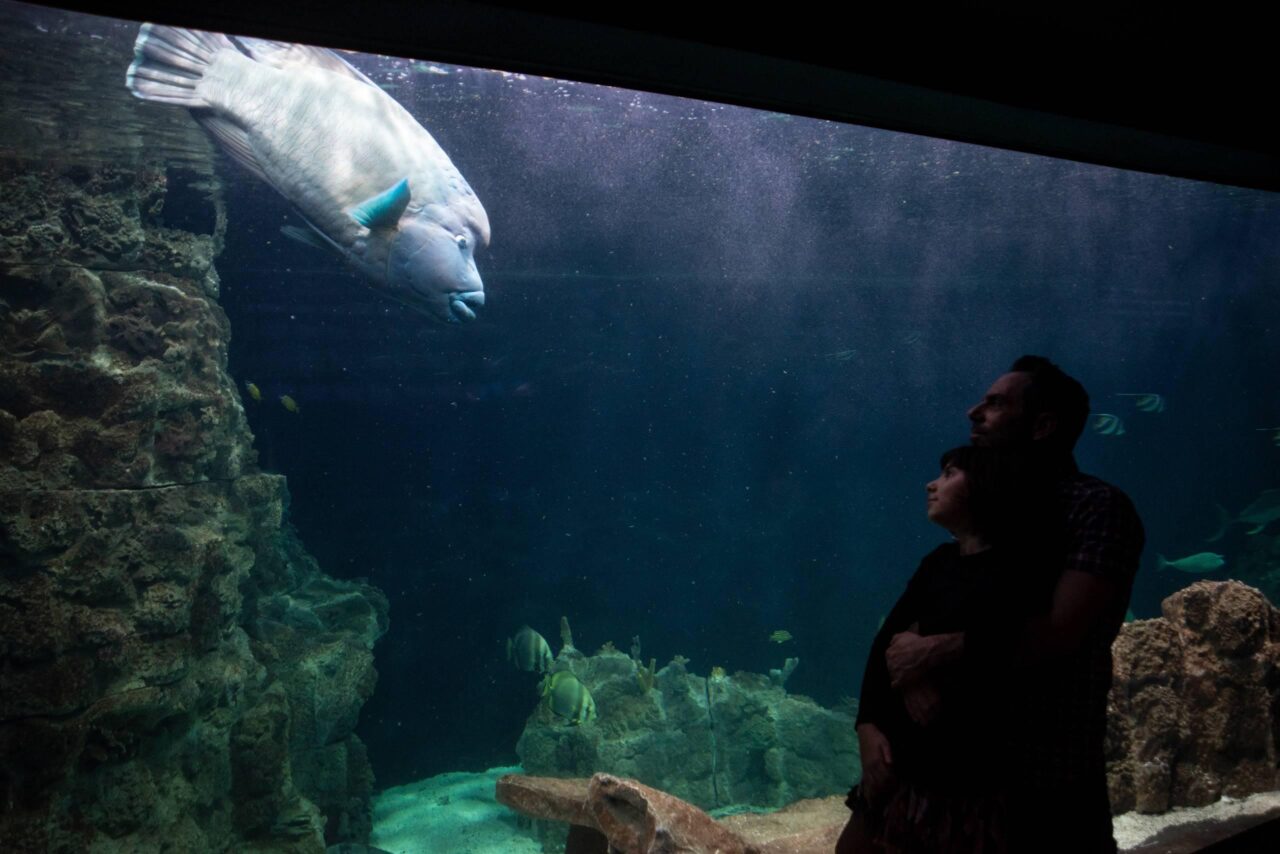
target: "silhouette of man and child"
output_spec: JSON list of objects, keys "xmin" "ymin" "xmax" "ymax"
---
[{"xmin": 837, "ymin": 355, "xmax": 1145, "ymax": 854}]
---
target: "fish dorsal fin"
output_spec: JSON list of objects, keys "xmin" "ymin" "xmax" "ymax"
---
[
  {"xmin": 349, "ymin": 178, "xmax": 412, "ymax": 229},
  {"xmin": 233, "ymin": 36, "xmax": 379, "ymax": 88}
]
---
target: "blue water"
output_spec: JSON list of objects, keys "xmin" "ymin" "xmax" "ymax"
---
[{"xmin": 64, "ymin": 18, "xmax": 1280, "ymax": 785}]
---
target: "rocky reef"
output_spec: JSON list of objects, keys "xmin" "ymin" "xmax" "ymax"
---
[
  {"xmin": 515, "ymin": 639, "xmax": 859, "ymax": 812},
  {"xmin": 1106, "ymin": 579, "xmax": 1280, "ymax": 814},
  {"xmin": 502, "ymin": 582, "xmax": 1280, "ymax": 853},
  {"xmin": 0, "ymin": 57, "xmax": 387, "ymax": 853}
]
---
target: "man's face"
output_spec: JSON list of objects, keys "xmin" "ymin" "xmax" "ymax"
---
[{"xmin": 967, "ymin": 372, "xmax": 1036, "ymax": 448}]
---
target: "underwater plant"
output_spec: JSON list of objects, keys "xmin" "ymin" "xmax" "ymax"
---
[
  {"xmin": 636, "ymin": 657, "xmax": 658, "ymax": 692},
  {"xmin": 768, "ymin": 657, "xmax": 799, "ymax": 688},
  {"xmin": 559, "ymin": 615, "xmax": 575, "ymax": 653}
]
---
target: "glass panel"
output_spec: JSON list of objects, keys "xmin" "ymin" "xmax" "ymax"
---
[{"xmin": 2, "ymin": 2, "xmax": 1277, "ymax": 852}]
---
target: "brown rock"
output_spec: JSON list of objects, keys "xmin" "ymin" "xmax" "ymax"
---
[
  {"xmin": 496, "ymin": 773, "xmax": 851, "ymax": 854},
  {"xmin": 1107, "ymin": 580, "xmax": 1280, "ymax": 814},
  {"xmin": 721, "ymin": 796, "xmax": 848, "ymax": 854},
  {"xmin": 496, "ymin": 773, "xmax": 595, "ymax": 826},
  {"xmin": 588, "ymin": 773, "xmax": 749, "ymax": 854}
]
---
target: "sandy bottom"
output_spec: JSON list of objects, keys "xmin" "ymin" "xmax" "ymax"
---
[
  {"xmin": 371, "ymin": 767, "xmax": 1279, "ymax": 854},
  {"xmin": 370, "ymin": 766, "xmax": 541, "ymax": 854},
  {"xmin": 1114, "ymin": 789, "xmax": 1280, "ymax": 850}
]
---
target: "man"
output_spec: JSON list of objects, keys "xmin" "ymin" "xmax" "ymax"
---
[{"xmin": 885, "ymin": 355, "xmax": 1145, "ymax": 852}]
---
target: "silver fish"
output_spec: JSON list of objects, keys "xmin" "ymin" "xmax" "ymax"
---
[
  {"xmin": 127, "ymin": 25, "xmax": 489, "ymax": 324},
  {"xmin": 1091, "ymin": 413, "xmax": 1126, "ymax": 436},
  {"xmin": 540, "ymin": 670, "xmax": 597, "ymax": 725},
  {"xmin": 1115, "ymin": 393, "xmax": 1166, "ymax": 413},
  {"xmin": 1206, "ymin": 488, "xmax": 1280, "ymax": 541},
  {"xmin": 1157, "ymin": 552, "xmax": 1224, "ymax": 573},
  {"xmin": 508, "ymin": 626, "xmax": 553, "ymax": 673}
]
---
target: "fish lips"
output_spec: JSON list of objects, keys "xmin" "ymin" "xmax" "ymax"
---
[{"xmin": 447, "ymin": 289, "xmax": 485, "ymax": 323}]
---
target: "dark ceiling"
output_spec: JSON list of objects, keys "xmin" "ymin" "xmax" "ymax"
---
[{"xmin": 39, "ymin": 1, "xmax": 1280, "ymax": 190}]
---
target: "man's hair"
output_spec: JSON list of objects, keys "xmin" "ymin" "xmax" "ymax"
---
[
  {"xmin": 1009, "ymin": 355, "xmax": 1090, "ymax": 455},
  {"xmin": 939, "ymin": 445, "xmax": 1045, "ymax": 545}
]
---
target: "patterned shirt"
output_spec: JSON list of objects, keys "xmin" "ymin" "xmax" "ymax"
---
[{"xmin": 1012, "ymin": 463, "xmax": 1145, "ymax": 791}]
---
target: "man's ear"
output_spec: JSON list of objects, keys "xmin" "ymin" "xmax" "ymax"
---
[{"xmin": 1032, "ymin": 411, "xmax": 1058, "ymax": 441}]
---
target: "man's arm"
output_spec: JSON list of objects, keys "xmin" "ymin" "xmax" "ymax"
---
[
  {"xmin": 889, "ymin": 477, "xmax": 1142, "ymax": 686},
  {"xmin": 886, "ymin": 569, "xmax": 1121, "ymax": 686}
]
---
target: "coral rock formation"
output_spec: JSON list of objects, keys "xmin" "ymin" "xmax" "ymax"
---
[
  {"xmin": 0, "ymin": 27, "xmax": 389, "ymax": 848},
  {"xmin": 516, "ymin": 649, "xmax": 858, "ymax": 811},
  {"xmin": 1106, "ymin": 580, "xmax": 1280, "ymax": 814}
]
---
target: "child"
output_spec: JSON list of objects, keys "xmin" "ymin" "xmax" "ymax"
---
[{"xmin": 837, "ymin": 446, "xmax": 1057, "ymax": 854}]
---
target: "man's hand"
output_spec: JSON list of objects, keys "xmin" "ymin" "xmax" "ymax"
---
[
  {"xmin": 885, "ymin": 630, "xmax": 935, "ymax": 688},
  {"xmin": 900, "ymin": 679, "xmax": 941, "ymax": 726},
  {"xmin": 886, "ymin": 629, "xmax": 965, "ymax": 687},
  {"xmin": 856, "ymin": 723, "xmax": 895, "ymax": 801}
]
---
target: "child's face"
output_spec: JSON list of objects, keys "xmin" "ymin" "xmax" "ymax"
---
[{"xmin": 926, "ymin": 463, "xmax": 971, "ymax": 533}]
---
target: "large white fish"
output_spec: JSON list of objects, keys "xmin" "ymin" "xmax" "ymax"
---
[
  {"xmin": 127, "ymin": 25, "xmax": 489, "ymax": 323},
  {"xmin": 1206, "ymin": 488, "xmax": 1280, "ymax": 541}
]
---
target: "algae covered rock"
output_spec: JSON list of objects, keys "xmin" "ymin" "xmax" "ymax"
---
[
  {"xmin": 515, "ymin": 648, "xmax": 859, "ymax": 811},
  {"xmin": 0, "ymin": 22, "xmax": 389, "ymax": 847}
]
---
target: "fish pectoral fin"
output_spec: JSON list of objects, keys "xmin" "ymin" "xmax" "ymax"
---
[
  {"xmin": 348, "ymin": 178, "xmax": 412, "ymax": 230},
  {"xmin": 281, "ymin": 224, "xmax": 334, "ymax": 254},
  {"xmin": 197, "ymin": 115, "xmax": 271, "ymax": 185}
]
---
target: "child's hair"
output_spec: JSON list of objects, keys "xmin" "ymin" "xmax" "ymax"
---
[{"xmin": 938, "ymin": 445, "xmax": 1050, "ymax": 546}]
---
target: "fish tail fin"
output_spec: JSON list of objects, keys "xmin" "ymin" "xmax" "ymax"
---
[
  {"xmin": 1205, "ymin": 504, "xmax": 1231, "ymax": 542},
  {"xmin": 1156, "ymin": 554, "xmax": 1169, "ymax": 572},
  {"xmin": 126, "ymin": 24, "xmax": 235, "ymax": 107}
]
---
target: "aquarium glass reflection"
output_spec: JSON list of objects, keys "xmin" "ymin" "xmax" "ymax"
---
[{"xmin": 2, "ymin": 1, "xmax": 1279, "ymax": 851}]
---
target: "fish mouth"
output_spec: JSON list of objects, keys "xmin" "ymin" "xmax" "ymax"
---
[{"xmin": 446, "ymin": 290, "xmax": 485, "ymax": 323}]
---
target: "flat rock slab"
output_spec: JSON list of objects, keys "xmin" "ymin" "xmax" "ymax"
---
[
  {"xmin": 496, "ymin": 774, "xmax": 594, "ymax": 827},
  {"xmin": 721, "ymin": 797, "xmax": 848, "ymax": 853},
  {"xmin": 496, "ymin": 773, "xmax": 848, "ymax": 854}
]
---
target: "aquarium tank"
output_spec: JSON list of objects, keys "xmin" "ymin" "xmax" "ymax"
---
[{"xmin": 1, "ymin": 1, "xmax": 1278, "ymax": 852}]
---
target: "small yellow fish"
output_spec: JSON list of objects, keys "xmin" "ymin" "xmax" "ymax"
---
[
  {"xmin": 769, "ymin": 630, "xmax": 793, "ymax": 644},
  {"xmin": 279, "ymin": 394, "xmax": 300, "ymax": 413},
  {"xmin": 1091, "ymin": 413, "xmax": 1125, "ymax": 436},
  {"xmin": 244, "ymin": 381, "xmax": 261, "ymax": 402}
]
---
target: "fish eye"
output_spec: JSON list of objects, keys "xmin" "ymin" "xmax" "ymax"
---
[{"xmin": 455, "ymin": 234, "xmax": 468, "ymax": 249}]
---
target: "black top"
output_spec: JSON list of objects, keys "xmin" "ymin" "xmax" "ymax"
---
[{"xmin": 855, "ymin": 541, "xmax": 1057, "ymax": 791}]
